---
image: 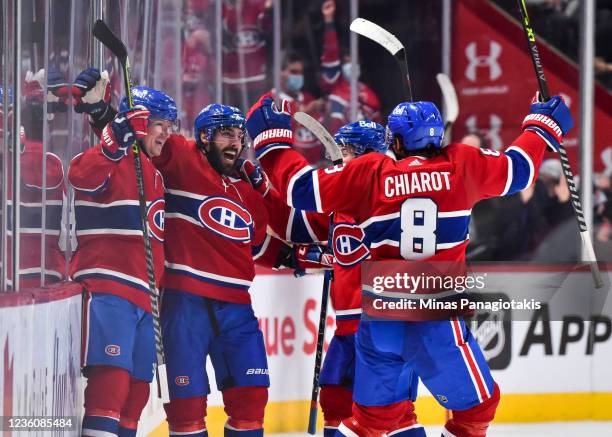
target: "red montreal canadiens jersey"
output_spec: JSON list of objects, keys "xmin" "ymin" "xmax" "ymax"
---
[
  {"xmin": 4, "ymin": 140, "xmax": 66, "ymax": 288},
  {"xmin": 264, "ymin": 188, "xmax": 363, "ymax": 335},
  {"xmin": 68, "ymin": 144, "xmax": 165, "ymax": 312},
  {"xmin": 222, "ymin": 0, "xmax": 270, "ymax": 90},
  {"xmin": 259, "ymin": 130, "xmax": 547, "ymax": 265},
  {"xmin": 153, "ymin": 135, "xmax": 268, "ymax": 304}
]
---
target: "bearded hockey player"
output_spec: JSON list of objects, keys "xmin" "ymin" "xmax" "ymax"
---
[
  {"xmin": 247, "ymin": 92, "xmax": 573, "ymax": 436},
  {"xmin": 152, "ymin": 104, "xmax": 272, "ymax": 437}
]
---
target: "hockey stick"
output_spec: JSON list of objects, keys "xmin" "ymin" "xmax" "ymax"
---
[
  {"xmin": 92, "ymin": 19, "xmax": 171, "ymax": 400},
  {"xmin": 436, "ymin": 73, "xmax": 459, "ymax": 138},
  {"xmin": 294, "ymin": 111, "xmax": 343, "ymax": 165},
  {"xmin": 307, "ymin": 269, "xmax": 332, "ymax": 434},
  {"xmin": 516, "ymin": 1, "xmax": 602, "ymax": 288},
  {"xmin": 350, "ymin": 18, "xmax": 413, "ymax": 101}
]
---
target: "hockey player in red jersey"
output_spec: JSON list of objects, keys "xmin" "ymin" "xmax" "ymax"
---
[
  {"xmin": 319, "ymin": 0, "xmax": 382, "ymax": 134},
  {"xmin": 246, "ymin": 92, "xmax": 573, "ymax": 436},
  {"xmin": 68, "ymin": 85, "xmax": 177, "ymax": 437},
  {"xmin": 152, "ymin": 103, "xmax": 275, "ymax": 437},
  {"xmin": 263, "ymin": 120, "xmax": 426, "ymax": 436}
]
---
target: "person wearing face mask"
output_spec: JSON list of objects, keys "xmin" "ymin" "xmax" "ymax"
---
[
  {"xmin": 319, "ymin": 0, "xmax": 382, "ymax": 133},
  {"xmin": 275, "ymin": 50, "xmax": 327, "ymax": 163},
  {"xmin": 67, "ymin": 85, "xmax": 176, "ymax": 437}
]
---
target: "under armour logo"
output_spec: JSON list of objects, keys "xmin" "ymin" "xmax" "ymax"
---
[
  {"xmin": 465, "ymin": 114, "xmax": 503, "ymax": 151},
  {"xmin": 465, "ymin": 41, "xmax": 502, "ymax": 82}
]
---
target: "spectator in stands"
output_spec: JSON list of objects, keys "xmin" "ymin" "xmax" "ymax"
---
[
  {"xmin": 275, "ymin": 50, "xmax": 326, "ymax": 163},
  {"xmin": 182, "ymin": 27, "xmax": 214, "ymax": 131},
  {"xmin": 525, "ymin": 159, "xmax": 580, "ymax": 261},
  {"xmin": 222, "ymin": 0, "xmax": 273, "ymax": 111},
  {"xmin": 319, "ymin": 0, "xmax": 381, "ymax": 134}
]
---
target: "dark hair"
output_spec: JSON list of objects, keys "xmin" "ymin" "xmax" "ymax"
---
[{"xmin": 281, "ymin": 50, "xmax": 305, "ymax": 70}]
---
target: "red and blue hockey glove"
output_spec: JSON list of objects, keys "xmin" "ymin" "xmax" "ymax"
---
[
  {"xmin": 246, "ymin": 93, "xmax": 293, "ymax": 159},
  {"xmin": 292, "ymin": 244, "xmax": 334, "ymax": 277},
  {"xmin": 522, "ymin": 92, "xmax": 573, "ymax": 152},
  {"xmin": 101, "ymin": 106, "xmax": 149, "ymax": 161},
  {"xmin": 238, "ymin": 158, "xmax": 271, "ymax": 197},
  {"xmin": 23, "ymin": 68, "xmax": 69, "ymax": 113},
  {"xmin": 72, "ymin": 68, "xmax": 113, "ymax": 123}
]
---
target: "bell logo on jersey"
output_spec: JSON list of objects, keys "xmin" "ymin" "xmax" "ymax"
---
[
  {"xmin": 105, "ymin": 345, "xmax": 121, "ymax": 356},
  {"xmin": 198, "ymin": 196, "xmax": 253, "ymax": 243},
  {"xmin": 175, "ymin": 376, "xmax": 190, "ymax": 386},
  {"xmin": 146, "ymin": 198, "xmax": 165, "ymax": 242},
  {"xmin": 332, "ymin": 223, "xmax": 370, "ymax": 267}
]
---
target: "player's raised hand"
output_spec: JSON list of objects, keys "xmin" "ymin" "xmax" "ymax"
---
[
  {"xmin": 23, "ymin": 68, "xmax": 69, "ymax": 112},
  {"xmin": 101, "ymin": 106, "xmax": 149, "ymax": 161},
  {"xmin": 245, "ymin": 93, "xmax": 294, "ymax": 151},
  {"xmin": 72, "ymin": 68, "xmax": 111, "ymax": 119},
  {"xmin": 522, "ymin": 92, "xmax": 573, "ymax": 152},
  {"xmin": 238, "ymin": 158, "xmax": 270, "ymax": 197}
]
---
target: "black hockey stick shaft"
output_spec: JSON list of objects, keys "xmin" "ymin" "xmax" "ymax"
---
[
  {"xmin": 516, "ymin": 1, "xmax": 603, "ymax": 288},
  {"xmin": 307, "ymin": 269, "xmax": 331, "ymax": 434},
  {"xmin": 92, "ymin": 19, "xmax": 170, "ymax": 397},
  {"xmin": 395, "ymin": 48, "xmax": 413, "ymax": 102}
]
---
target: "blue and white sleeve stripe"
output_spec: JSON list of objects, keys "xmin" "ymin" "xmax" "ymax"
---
[
  {"xmin": 501, "ymin": 146, "xmax": 535, "ymax": 196},
  {"xmin": 287, "ymin": 166, "xmax": 323, "ymax": 213}
]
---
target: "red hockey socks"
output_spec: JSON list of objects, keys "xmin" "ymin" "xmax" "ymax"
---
[
  {"xmin": 320, "ymin": 385, "xmax": 353, "ymax": 437},
  {"xmin": 82, "ymin": 365, "xmax": 130, "ymax": 437},
  {"xmin": 223, "ymin": 386, "xmax": 267, "ymax": 437},
  {"xmin": 118, "ymin": 377, "xmax": 150, "ymax": 437},
  {"xmin": 164, "ymin": 396, "xmax": 208, "ymax": 437},
  {"xmin": 444, "ymin": 383, "xmax": 501, "ymax": 437}
]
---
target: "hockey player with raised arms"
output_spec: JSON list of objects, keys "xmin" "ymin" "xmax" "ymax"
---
[
  {"xmin": 68, "ymin": 85, "xmax": 177, "ymax": 437},
  {"xmin": 263, "ymin": 120, "xmax": 425, "ymax": 436},
  {"xmin": 246, "ymin": 92, "xmax": 573, "ymax": 436}
]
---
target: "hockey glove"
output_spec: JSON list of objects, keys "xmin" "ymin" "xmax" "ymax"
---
[
  {"xmin": 23, "ymin": 68, "xmax": 69, "ymax": 113},
  {"xmin": 522, "ymin": 92, "xmax": 573, "ymax": 152},
  {"xmin": 292, "ymin": 244, "xmax": 334, "ymax": 277},
  {"xmin": 246, "ymin": 93, "xmax": 293, "ymax": 157},
  {"xmin": 72, "ymin": 68, "xmax": 113, "ymax": 123},
  {"xmin": 238, "ymin": 158, "xmax": 271, "ymax": 197},
  {"xmin": 101, "ymin": 106, "xmax": 150, "ymax": 161}
]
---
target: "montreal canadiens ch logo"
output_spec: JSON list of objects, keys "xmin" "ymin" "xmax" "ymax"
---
[
  {"xmin": 105, "ymin": 345, "xmax": 121, "ymax": 356},
  {"xmin": 146, "ymin": 198, "xmax": 165, "ymax": 242},
  {"xmin": 198, "ymin": 196, "xmax": 253, "ymax": 243},
  {"xmin": 175, "ymin": 376, "xmax": 190, "ymax": 386},
  {"xmin": 332, "ymin": 223, "xmax": 370, "ymax": 267}
]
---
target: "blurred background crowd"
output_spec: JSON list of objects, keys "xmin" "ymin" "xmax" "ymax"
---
[{"xmin": 1, "ymin": 0, "xmax": 611, "ymax": 291}]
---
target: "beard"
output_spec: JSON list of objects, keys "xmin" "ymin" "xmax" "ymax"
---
[{"xmin": 206, "ymin": 143, "xmax": 239, "ymax": 176}]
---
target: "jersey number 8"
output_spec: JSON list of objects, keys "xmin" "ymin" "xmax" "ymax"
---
[{"xmin": 400, "ymin": 198, "xmax": 437, "ymax": 260}]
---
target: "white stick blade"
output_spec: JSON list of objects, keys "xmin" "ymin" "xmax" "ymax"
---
[
  {"xmin": 350, "ymin": 18, "xmax": 403, "ymax": 56},
  {"xmin": 157, "ymin": 364, "xmax": 170, "ymax": 403},
  {"xmin": 436, "ymin": 73, "xmax": 459, "ymax": 124},
  {"xmin": 294, "ymin": 112, "xmax": 342, "ymax": 163}
]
